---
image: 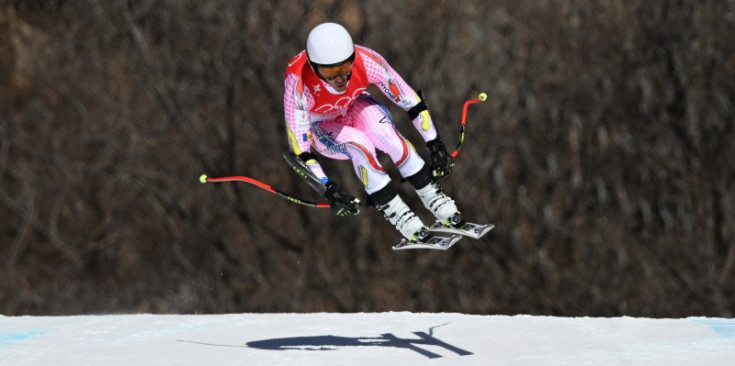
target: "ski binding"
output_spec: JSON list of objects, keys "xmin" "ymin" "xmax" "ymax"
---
[
  {"xmin": 429, "ymin": 221, "xmax": 494, "ymax": 240},
  {"xmin": 392, "ymin": 234, "xmax": 463, "ymax": 251}
]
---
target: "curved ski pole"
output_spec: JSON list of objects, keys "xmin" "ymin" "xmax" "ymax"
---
[
  {"xmin": 449, "ymin": 92, "xmax": 488, "ymax": 159},
  {"xmin": 199, "ymin": 174, "xmax": 330, "ymax": 208}
]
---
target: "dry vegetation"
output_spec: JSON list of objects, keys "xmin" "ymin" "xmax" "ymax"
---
[{"xmin": 1, "ymin": 0, "xmax": 734, "ymax": 317}]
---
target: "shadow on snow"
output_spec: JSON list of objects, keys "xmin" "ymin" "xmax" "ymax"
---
[{"xmin": 179, "ymin": 324, "xmax": 473, "ymax": 359}]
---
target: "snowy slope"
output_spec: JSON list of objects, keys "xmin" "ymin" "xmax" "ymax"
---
[{"xmin": 1, "ymin": 313, "xmax": 734, "ymax": 365}]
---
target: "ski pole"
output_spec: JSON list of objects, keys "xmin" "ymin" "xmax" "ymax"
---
[
  {"xmin": 198, "ymin": 174, "xmax": 330, "ymax": 208},
  {"xmin": 449, "ymin": 92, "xmax": 487, "ymax": 159}
]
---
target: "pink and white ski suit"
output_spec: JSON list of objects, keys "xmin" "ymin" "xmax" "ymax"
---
[{"xmin": 284, "ymin": 45, "xmax": 438, "ymax": 194}]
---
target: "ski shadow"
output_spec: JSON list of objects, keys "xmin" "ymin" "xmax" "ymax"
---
[{"xmin": 245, "ymin": 325, "xmax": 473, "ymax": 359}]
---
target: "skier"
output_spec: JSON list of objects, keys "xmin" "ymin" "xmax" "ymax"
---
[{"xmin": 283, "ymin": 22, "xmax": 462, "ymax": 243}]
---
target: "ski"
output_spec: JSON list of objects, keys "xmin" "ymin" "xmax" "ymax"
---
[
  {"xmin": 392, "ymin": 234, "xmax": 463, "ymax": 251},
  {"xmin": 428, "ymin": 221, "xmax": 494, "ymax": 240},
  {"xmin": 282, "ymin": 152, "xmax": 327, "ymax": 195}
]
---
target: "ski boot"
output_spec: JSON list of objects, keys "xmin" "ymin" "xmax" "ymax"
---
[
  {"xmin": 369, "ymin": 181, "xmax": 464, "ymax": 250},
  {"xmin": 416, "ymin": 182, "xmax": 494, "ymax": 240},
  {"xmin": 416, "ymin": 181, "xmax": 463, "ymax": 227},
  {"xmin": 377, "ymin": 194, "xmax": 464, "ymax": 250},
  {"xmin": 376, "ymin": 195, "xmax": 429, "ymax": 242}
]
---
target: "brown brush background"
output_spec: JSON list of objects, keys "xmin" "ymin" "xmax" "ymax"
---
[{"xmin": 1, "ymin": 1, "xmax": 734, "ymax": 317}]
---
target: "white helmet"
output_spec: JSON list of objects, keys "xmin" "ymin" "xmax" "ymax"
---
[{"xmin": 306, "ymin": 22, "xmax": 355, "ymax": 66}]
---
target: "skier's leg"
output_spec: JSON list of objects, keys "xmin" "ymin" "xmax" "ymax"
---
[
  {"xmin": 349, "ymin": 95, "xmax": 462, "ymax": 226},
  {"xmin": 311, "ymin": 121, "xmax": 391, "ymax": 194},
  {"xmin": 369, "ymin": 183, "xmax": 428, "ymax": 242},
  {"xmin": 313, "ymin": 120, "xmax": 428, "ymax": 240},
  {"xmin": 349, "ymin": 95, "xmax": 425, "ymax": 178}
]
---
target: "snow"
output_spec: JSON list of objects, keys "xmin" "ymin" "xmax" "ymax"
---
[{"xmin": 1, "ymin": 313, "xmax": 734, "ymax": 365}]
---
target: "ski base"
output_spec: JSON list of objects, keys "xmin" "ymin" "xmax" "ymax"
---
[
  {"xmin": 429, "ymin": 221, "xmax": 494, "ymax": 240},
  {"xmin": 392, "ymin": 234, "xmax": 463, "ymax": 251}
]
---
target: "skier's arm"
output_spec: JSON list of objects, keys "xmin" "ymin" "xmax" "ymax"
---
[
  {"xmin": 361, "ymin": 47, "xmax": 438, "ymax": 142},
  {"xmin": 283, "ymin": 74, "xmax": 360, "ymax": 214},
  {"xmin": 362, "ymin": 47, "xmax": 454, "ymax": 178},
  {"xmin": 283, "ymin": 74, "xmax": 328, "ymax": 184}
]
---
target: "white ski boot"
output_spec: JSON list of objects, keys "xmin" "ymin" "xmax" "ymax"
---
[
  {"xmin": 417, "ymin": 182, "xmax": 495, "ymax": 240},
  {"xmin": 416, "ymin": 182, "xmax": 462, "ymax": 227},
  {"xmin": 376, "ymin": 195, "xmax": 429, "ymax": 242}
]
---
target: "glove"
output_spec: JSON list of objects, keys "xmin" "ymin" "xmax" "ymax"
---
[
  {"xmin": 324, "ymin": 181, "xmax": 360, "ymax": 216},
  {"xmin": 426, "ymin": 138, "xmax": 455, "ymax": 179}
]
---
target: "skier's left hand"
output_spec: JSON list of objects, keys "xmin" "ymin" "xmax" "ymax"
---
[
  {"xmin": 324, "ymin": 181, "xmax": 360, "ymax": 216},
  {"xmin": 427, "ymin": 138, "xmax": 455, "ymax": 179}
]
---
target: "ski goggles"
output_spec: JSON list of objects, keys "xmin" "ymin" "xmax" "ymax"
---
[{"xmin": 317, "ymin": 61, "xmax": 353, "ymax": 82}]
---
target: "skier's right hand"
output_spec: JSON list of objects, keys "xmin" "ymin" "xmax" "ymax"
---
[{"xmin": 324, "ymin": 181, "xmax": 360, "ymax": 216}]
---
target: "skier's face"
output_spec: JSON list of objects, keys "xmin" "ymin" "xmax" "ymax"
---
[{"xmin": 318, "ymin": 61, "xmax": 353, "ymax": 92}]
